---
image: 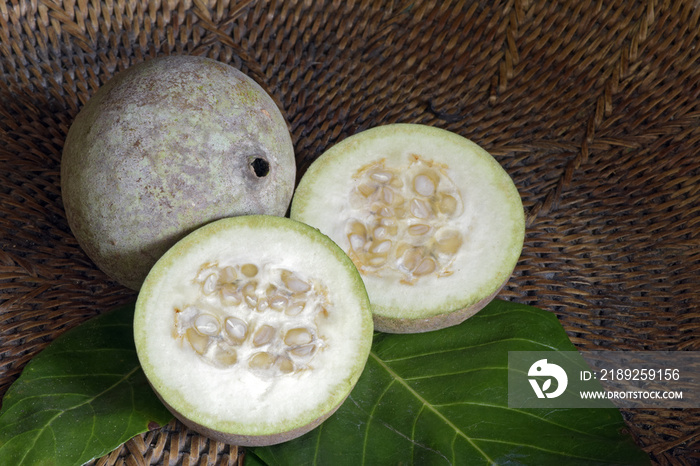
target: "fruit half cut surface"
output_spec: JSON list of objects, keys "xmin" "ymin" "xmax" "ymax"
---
[
  {"xmin": 291, "ymin": 124, "xmax": 525, "ymax": 333},
  {"xmin": 134, "ymin": 215, "xmax": 373, "ymax": 446}
]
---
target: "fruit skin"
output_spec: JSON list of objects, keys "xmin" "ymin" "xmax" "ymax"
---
[
  {"xmin": 158, "ymin": 395, "xmax": 331, "ymax": 447},
  {"xmin": 61, "ymin": 55, "xmax": 296, "ymax": 290},
  {"xmin": 371, "ymin": 282, "xmax": 506, "ymax": 334},
  {"xmin": 291, "ymin": 123, "xmax": 525, "ymax": 333},
  {"xmin": 134, "ymin": 215, "xmax": 374, "ymax": 447}
]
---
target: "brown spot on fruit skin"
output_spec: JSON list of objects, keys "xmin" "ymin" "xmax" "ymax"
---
[{"xmin": 61, "ymin": 56, "xmax": 296, "ymax": 290}]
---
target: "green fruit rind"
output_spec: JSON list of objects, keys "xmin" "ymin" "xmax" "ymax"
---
[
  {"xmin": 61, "ymin": 55, "xmax": 296, "ymax": 290},
  {"xmin": 134, "ymin": 215, "xmax": 373, "ymax": 446},
  {"xmin": 291, "ymin": 123, "xmax": 525, "ymax": 333}
]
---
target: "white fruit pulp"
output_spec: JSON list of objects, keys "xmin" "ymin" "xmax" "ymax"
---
[{"xmin": 135, "ymin": 216, "xmax": 372, "ymax": 438}]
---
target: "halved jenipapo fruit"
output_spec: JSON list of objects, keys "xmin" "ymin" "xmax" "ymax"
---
[
  {"xmin": 291, "ymin": 124, "xmax": 525, "ymax": 333},
  {"xmin": 134, "ymin": 216, "xmax": 373, "ymax": 446}
]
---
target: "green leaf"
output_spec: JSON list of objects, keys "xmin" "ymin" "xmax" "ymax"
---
[
  {"xmin": 0, "ymin": 304, "xmax": 173, "ymax": 466},
  {"xmin": 248, "ymin": 300, "xmax": 650, "ymax": 465}
]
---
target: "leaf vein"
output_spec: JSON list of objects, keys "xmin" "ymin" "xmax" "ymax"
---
[
  {"xmin": 379, "ymin": 337, "xmax": 558, "ymax": 363},
  {"xmin": 432, "ymin": 402, "xmax": 617, "ymax": 438},
  {"xmin": 23, "ymin": 372, "xmax": 138, "ymax": 382},
  {"xmin": 473, "ymin": 437, "xmax": 626, "ymax": 462},
  {"xmin": 369, "ymin": 352, "xmax": 495, "ymax": 464},
  {"xmin": 361, "ymin": 378, "xmax": 395, "ymax": 464},
  {"xmin": 12, "ymin": 366, "xmax": 141, "ymax": 465},
  {"xmin": 402, "ymin": 365, "xmax": 506, "ymax": 381}
]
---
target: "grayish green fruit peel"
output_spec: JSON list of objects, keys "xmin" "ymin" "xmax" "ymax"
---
[{"xmin": 61, "ymin": 55, "xmax": 296, "ymax": 290}]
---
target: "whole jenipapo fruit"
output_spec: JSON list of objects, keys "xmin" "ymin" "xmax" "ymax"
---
[{"xmin": 61, "ymin": 55, "xmax": 296, "ymax": 290}]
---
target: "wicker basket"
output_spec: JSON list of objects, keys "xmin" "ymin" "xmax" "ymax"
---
[{"xmin": 1, "ymin": 1, "xmax": 698, "ymax": 464}]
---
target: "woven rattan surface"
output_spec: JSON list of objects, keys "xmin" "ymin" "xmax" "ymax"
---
[{"xmin": 1, "ymin": 0, "xmax": 698, "ymax": 464}]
